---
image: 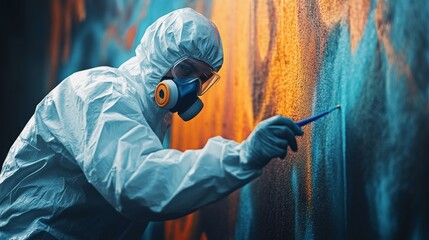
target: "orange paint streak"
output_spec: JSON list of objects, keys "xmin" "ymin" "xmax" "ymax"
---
[
  {"xmin": 49, "ymin": 0, "xmax": 86, "ymax": 90},
  {"xmin": 297, "ymin": 0, "xmax": 331, "ymax": 209},
  {"xmin": 50, "ymin": 0, "xmax": 150, "ymax": 90},
  {"xmin": 170, "ymin": 0, "xmax": 254, "ymax": 149},
  {"xmin": 169, "ymin": 0, "xmax": 340, "ymax": 237},
  {"xmin": 255, "ymin": 1, "xmax": 270, "ymax": 67},
  {"xmin": 101, "ymin": 23, "xmax": 138, "ymax": 57},
  {"xmin": 200, "ymin": 232, "xmax": 208, "ymax": 240},
  {"xmin": 318, "ymin": 0, "xmax": 347, "ymax": 27},
  {"xmin": 125, "ymin": 25, "xmax": 138, "ymax": 50},
  {"xmin": 63, "ymin": 0, "xmax": 86, "ymax": 61},
  {"xmin": 168, "ymin": 1, "xmax": 254, "ymax": 238},
  {"xmin": 49, "ymin": 0, "xmax": 62, "ymax": 90},
  {"xmin": 101, "ymin": 24, "xmax": 119, "ymax": 60},
  {"xmin": 268, "ymin": 6, "xmax": 290, "ymax": 113},
  {"xmin": 349, "ymin": 0, "xmax": 370, "ymax": 51},
  {"xmin": 375, "ymin": 0, "xmax": 416, "ymax": 92},
  {"xmin": 63, "ymin": 0, "xmax": 72, "ymax": 62},
  {"xmin": 193, "ymin": 0, "xmax": 206, "ymax": 14},
  {"xmin": 249, "ymin": 0, "xmax": 277, "ymax": 122},
  {"xmin": 165, "ymin": 212, "xmax": 200, "ymax": 240}
]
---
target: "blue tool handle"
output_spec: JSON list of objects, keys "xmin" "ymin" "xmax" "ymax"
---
[{"xmin": 296, "ymin": 105, "xmax": 340, "ymax": 127}]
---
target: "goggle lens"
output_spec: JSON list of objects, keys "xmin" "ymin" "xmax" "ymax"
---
[{"xmin": 172, "ymin": 58, "xmax": 220, "ymax": 95}]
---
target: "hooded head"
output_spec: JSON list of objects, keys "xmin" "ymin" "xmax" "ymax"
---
[{"xmin": 119, "ymin": 8, "xmax": 224, "ymax": 140}]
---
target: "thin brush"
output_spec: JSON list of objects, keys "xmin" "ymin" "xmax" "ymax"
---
[{"xmin": 296, "ymin": 104, "xmax": 341, "ymax": 127}]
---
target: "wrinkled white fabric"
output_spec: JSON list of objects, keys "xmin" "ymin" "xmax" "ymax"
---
[{"xmin": 0, "ymin": 8, "xmax": 260, "ymax": 239}]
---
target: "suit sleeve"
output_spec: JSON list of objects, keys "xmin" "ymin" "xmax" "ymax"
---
[{"xmin": 55, "ymin": 77, "xmax": 261, "ymax": 221}]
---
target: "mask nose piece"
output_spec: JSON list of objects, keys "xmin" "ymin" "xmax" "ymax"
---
[{"xmin": 178, "ymin": 98, "xmax": 203, "ymax": 121}]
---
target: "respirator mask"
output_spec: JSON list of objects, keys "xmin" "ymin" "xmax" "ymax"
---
[{"xmin": 154, "ymin": 57, "xmax": 220, "ymax": 121}]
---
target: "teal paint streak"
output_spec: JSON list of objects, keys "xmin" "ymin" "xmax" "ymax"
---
[
  {"xmin": 312, "ymin": 1, "xmax": 429, "ymax": 239},
  {"xmin": 307, "ymin": 0, "xmax": 429, "ymax": 238},
  {"xmin": 234, "ymin": 184, "xmax": 256, "ymax": 240},
  {"xmin": 344, "ymin": 6, "xmax": 383, "ymax": 238},
  {"xmin": 311, "ymin": 22, "xmax": 349, "ymax": 239},
  {"xmin": 366, "ymin": 1, "xmax": 429, "ymax": 238}
]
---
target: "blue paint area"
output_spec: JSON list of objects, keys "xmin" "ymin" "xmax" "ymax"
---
[
  {"xmin": 365, "ymin": 1, "xmax": 429, "ymax": 238},
  {"xmin": 313, "ymin": 1, "xmax": 429, "ymax": 239},
  {"xmin": 58, "ymin": 0, "xmax": 214, "ymax": 83},
  {"xmin": 290, "ymin": 165, "xmax": 299, "ymax": 237},
  {"xmin": 58, "ymin": 0, "xmax": 190, "ymax": 81},
  {"xmin": 234, "ymin": 184, "xmax": 255, "ymax": 240},
  {"xmin": 311, "ymin": 22, "xmax": 349, "ymax": 239},
  {"xmin": 343, "ymin": 6, "xmax": 384, "ymax": 238}
]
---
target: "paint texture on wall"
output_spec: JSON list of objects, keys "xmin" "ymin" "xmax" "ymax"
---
[
  {"xmin": 3, "ymin": 0, "xmax": 428, "ymax": 239},
  {"xmin": 169, "ymin": 0, "xmax": 429, "ymax": 239}
]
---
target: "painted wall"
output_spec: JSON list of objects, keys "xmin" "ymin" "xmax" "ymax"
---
[
  {"xmin": 1, "ymin": 0, "xmax": 428, "ymax": 239},
  {"xmin": 169, "ymin": 0, "xmax": 429, "ymax": 239}
]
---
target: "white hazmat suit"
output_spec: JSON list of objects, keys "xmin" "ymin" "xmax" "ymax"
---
[{"xmin": 0, "ymin": 8, "xmax": 262, "ymax": 239}]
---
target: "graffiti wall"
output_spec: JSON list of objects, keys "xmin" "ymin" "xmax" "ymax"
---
[
  {"xmin": 1, "ymin": 0, "xmax": 428, "ymax": 239},
  {"xmin": 169, "ymin": 0, "xmax": 429, "ymax": 239}
]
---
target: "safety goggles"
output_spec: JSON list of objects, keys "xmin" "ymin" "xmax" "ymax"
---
[{"xmin": 171, "ymin": 57, "xmax": 220, "ymax": 95}]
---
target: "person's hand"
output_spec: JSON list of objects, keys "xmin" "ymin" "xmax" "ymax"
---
[{"xmin": 242, "ymin": 115, "xmax": 304, "ymax": 169}]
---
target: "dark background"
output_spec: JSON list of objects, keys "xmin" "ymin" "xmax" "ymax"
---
[{"xmin": 0, "ymin": 1, "xmax": 52, "ymax": 165}]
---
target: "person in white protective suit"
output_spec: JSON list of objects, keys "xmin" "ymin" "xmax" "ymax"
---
[{"xmin": 0, "ymin": 8, "xmax": 303, "ymax": 239}]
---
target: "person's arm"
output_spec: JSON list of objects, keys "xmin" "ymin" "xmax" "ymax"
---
[
  {"xmin": 54, "ymin": 74, "xmax": 302, "ymax": 221},
  {"xmin": 52, "ymin": 77, "xmax": 260, "ymax": 221}
]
